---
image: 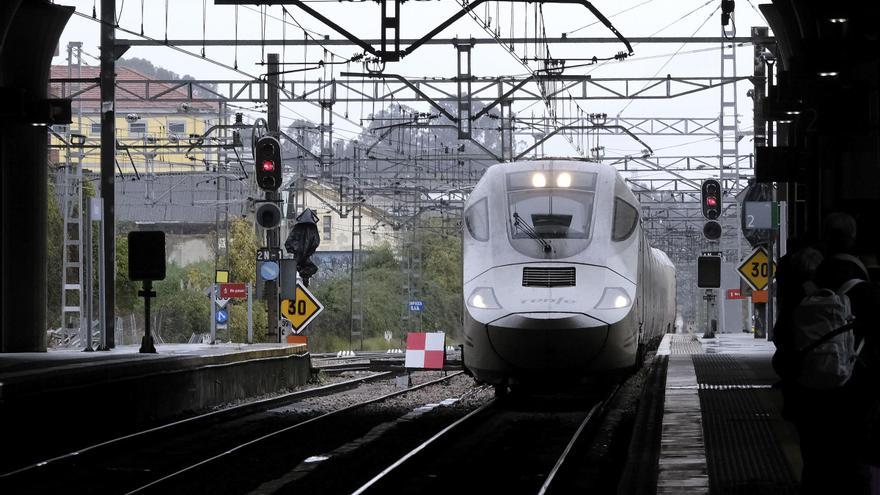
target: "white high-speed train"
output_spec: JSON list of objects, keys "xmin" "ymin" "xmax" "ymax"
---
[{"xmin": 462, "ymin": 160, "xmax": 676, "ymax": 390}]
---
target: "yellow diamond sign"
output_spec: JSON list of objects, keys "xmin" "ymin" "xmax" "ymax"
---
[
  {"xmin": 280, "ymin": 282, "xmax": 324, "ymax": 333},
  {"xmin": 737, "ymin": 247, "xmax": 775, "ymax": 291}
]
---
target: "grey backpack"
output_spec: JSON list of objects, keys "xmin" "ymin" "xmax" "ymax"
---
[{"xmin": 792, "ymin": 278, "xmax": 865, "ymax": 389}]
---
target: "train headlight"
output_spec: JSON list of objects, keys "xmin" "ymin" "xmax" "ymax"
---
[
  {"xmin": 467, "ymin": 287, "xmax": 502, "ymax": 309},
  {"xmin": 595, "ymin": 287, "xmax": 631, "ymax": 309},
  {"xmin": 531, "ymin": 172, "xmax": 546, "ymax": 188},
  {"xmin": 556, "ymin": 172, "xmax": 572, "ymax": 188}
]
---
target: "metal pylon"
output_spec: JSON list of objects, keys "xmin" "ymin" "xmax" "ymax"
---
[
  {"xmin": 401, "ymin": 166, "xmax": 423, "ymax": 334},
  {"xmin": 59, "ymin": 42, "xmax": 86, "ymax": 344},
  {"xmin": 349, "ymin": 148, "xmax": 364, "ymax": 350},
  {"xmin": 720, "ymin": 21, "xmax": 741, "ymax": 262},
  {"xmin": 319, "ymin": 86, "xmax": 336, "ymax": 178},
  {"xmin": 456, "ymin": 42, "xmax": 474, "ymax": 139},
  {"xmin": 60, "ymin": 138, "xmax": 84, "ymax": 342}
]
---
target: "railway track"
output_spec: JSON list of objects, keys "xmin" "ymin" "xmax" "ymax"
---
[
  {"xmin": 348, "ymin": 383, "xmax": 622, "ymax": 494},
  {"xmin": 315, "ymin": 359, "xmax": 463, "ymax": 374},
  {"xmin": 0, "ymin": 371, "xmax": 466, "ymax": 494},
  {"xmin": 0, "ymin": 371, "xmax": 397, "ymax": 480}
]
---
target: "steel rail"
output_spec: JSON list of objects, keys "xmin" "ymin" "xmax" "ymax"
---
[
  {"xmin": 126, "ymin": 370, "xmax": 465, "ymax": 494},
  {"xmin": 0, "ymin": 371, "xmax": 395, "ymax": 479},
  {"xmin": 538, "ymin": 384, "xmax": 623, "ymax": 494},
  {"xmin": 351, "ymin": 398, "xmax": 496, "ymax": 495}
]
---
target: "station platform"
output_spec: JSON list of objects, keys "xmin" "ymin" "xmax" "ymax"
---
[
  {"xmin": 654, "ymin": 332, "xmax": 800, "ymax": 494},
  {"xmin": 0, "ymin": 343, "xmax": 311, "ymax": 471}
]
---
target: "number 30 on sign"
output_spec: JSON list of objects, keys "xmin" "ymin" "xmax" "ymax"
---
[{"xmin": 737, "ymin": 247, "xmax": 775, "ymax": 291}]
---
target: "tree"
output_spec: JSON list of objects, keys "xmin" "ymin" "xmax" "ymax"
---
[
  {"xmin": 118, "ymin": 57, "xmax": 217, "ymax": 97},
  {"xmin": 350, "ymin": 101, "xmax": 504, "ymax": 162},
  {"xmin": 418, "ymin": 221, "xmax": 463, "ymax": 341},
  {"xmin": 228, "ymin": 299, "xmax": 267, "ymax": 344},
  {"xmin": 155, "ymin": 287, "xmax": 209, "ymax": 343},
  {"xmin": 303, "ymin": 243, "xmax": 405, "ymax": 351},
  {"xmin": 227, "ymin": 218, "xmax": 268, "ymax": 342},
  {"xmin": 46, "ymin": 181, "xmax": 63, "ymax": 328},
  {"xmin": 228, "ymin": 219, "xmax": 257, "ymax": 284},
  {"xmin": 284, "ymin": 119, "xmax": 320, "ymax": 158},
  {"xmin": 114, "ymin": 234, "xmax": 140, "ymax": 313}
]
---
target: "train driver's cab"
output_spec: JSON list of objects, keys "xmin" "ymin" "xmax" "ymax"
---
[{"xmin": 504, "ymin": 169, "xmax": 597, "ymax": 259}]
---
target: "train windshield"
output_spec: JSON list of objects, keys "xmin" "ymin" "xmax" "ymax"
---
[{"xmin": 507, "ymin": 170, "xmax": 596, "ymax": 240}]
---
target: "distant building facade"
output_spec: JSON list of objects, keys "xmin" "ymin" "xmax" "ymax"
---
[{"xmin": 49, "ymin": 65, "xmax": 222, "ymax": 174}]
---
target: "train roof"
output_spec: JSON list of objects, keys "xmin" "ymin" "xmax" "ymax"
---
[{"xmin": 484, "ymin": 159, "xmax": 609, "ymax": 173}]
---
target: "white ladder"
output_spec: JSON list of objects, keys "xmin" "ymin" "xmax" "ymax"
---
[{"xmin": 60, "ymin": 141, "xmax": 84, "ymax": 342}]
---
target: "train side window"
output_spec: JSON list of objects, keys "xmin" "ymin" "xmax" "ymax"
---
[
  {"xmin": 612, "ymin": 198, "xmax": 639, "ymax": 241},
  {"xmin": 465, "ymin": 198, "xmax": 490, "ymax": 241}
]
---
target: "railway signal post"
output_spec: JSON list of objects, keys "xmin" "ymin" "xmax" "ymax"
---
[
  {"xmin": 700, "ymin": 179, "xmax": 723, "ymax": 336},
  {"xmin": 254, "ymin": 53, "xmax": 284, "ymax": 342}
]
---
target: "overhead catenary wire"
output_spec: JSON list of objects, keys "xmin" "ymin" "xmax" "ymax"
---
[
  {"xmin": 67, "ymin": 6, "xmax": 384, "ymax": 142},
  {"xmin": 458, "ymin": 0, "xmax": 585, "ymax": 157},
  {"xmin": 616, "ymin": 3, "xmax": 720, "ymax": 116},
  {"xmin": 71, "ymin": 1, "xmax": 736, "ymax": 184},
  {"xmin": 510, "ymin": 0, "xmax": 721, "ymax": 128},
  {"xmin": 583, "ymin": 0, "xmax": 718, "ymax": 76},
  {"xmin": 564, "ymin": 0, "xmax": 658, "ymax": 36}
]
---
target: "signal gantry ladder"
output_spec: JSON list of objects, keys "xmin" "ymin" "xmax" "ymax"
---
[{"xmin": 59, "ymin": 143, "xmax": 86, "ymax": 345}]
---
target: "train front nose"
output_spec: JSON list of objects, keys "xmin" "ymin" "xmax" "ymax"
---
[{"xmin": 486, "ymin": 312, "xmax": 608, "ymax": 371}]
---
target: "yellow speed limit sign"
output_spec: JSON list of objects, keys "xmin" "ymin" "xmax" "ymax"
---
[
  {"xmin": 280, "ymin": 281, "xmax": 324, "ymax": 333},
  {"xmin": 737, "ymin": 247, "xmax": 775, "ymax": 291}
]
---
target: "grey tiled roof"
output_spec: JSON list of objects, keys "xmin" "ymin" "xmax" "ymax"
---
[{"xmin": 111, "ymin": 173, "xmax": 252, "ymax": 224}]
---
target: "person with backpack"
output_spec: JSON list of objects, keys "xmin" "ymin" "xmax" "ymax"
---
[
  {"xmin": 794, "ymin": 213, "xmax": 880, "ymax": 494},
  {"xmin": 771, "ymin": 242, "xmax": 823, "ymax": 420}
]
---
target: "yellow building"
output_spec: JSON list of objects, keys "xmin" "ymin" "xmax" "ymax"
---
[{"xmin": 49, "ymin": 65, "xmax": 222, "ymax": 174}]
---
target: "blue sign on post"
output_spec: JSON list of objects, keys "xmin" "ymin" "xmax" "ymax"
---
[
  {"xmin": 216, "ymin": 308, "xmax": 229, "ymax": 325},
  {"xmin": 260, "ymin": 261, "xmax": 280, "ymax": 281},
  {"xmin": 409, "ymin": 300, "xmax": 424, "ymax": 312}
]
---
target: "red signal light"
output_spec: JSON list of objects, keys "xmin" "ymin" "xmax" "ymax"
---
[
  {"xmin": 261, "ymin": 160, "xmax": 275, "ymax": 172},
  {"xmin": 706, "ymin": 197, "xmax": 718, "ymax": 207}
]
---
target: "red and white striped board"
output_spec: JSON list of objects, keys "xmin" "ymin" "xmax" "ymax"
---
[{"xmin": 404, "ymin": 332, "xmax": 446, "ymax": 369}]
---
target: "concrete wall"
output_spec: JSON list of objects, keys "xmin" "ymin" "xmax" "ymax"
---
[
  {"xmin": 0, "ymin": 346, "xmax": 311, "ymax": 460},
  {"xmin": 166, "ymin": 234, "xmax": 214, "ymax": 266}
]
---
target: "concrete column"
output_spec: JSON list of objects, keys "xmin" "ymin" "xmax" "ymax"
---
[{"xmin": 0, "ymin": 2, "xmax": 73, "ymax": 352}]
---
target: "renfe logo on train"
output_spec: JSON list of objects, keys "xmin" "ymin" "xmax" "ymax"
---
[{"xmin": 520, "ymin": 297, "xmax": 576, "ymax": 305}]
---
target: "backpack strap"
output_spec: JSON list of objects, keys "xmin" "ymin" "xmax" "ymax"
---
[
  {"xmin": 837, "ymin": 278, "xmax": 865, "ymax": 296},
  {"xmin": 800, "ymin": 320, "xmax": 858, "ymax": 355},
  {"xmin": 833, "ymin": 254, "xmax": 869, "ymax": 280}
]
